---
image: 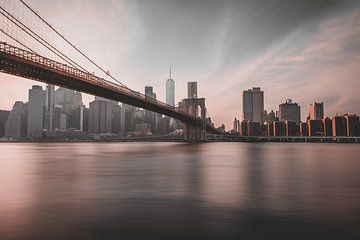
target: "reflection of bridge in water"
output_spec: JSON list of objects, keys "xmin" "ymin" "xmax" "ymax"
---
[{"xmin": 0, "ymin": 1, "xmax": 219, "ymax": 142}]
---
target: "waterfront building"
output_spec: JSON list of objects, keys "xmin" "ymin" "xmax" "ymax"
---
[
  {"xmin": 27, "ymin": 85, "xmax": 46, "ymax": 138},
  {"xmin": 88, "ymin": 97, "xmax": 117, "ymax": 134},
  {"xmin": 300, "ymin": 122, "xmax": 308, "ymax": 136},
  {"xmin": 279, "ymin": 99, "xmax": 301, "ymax": 123},
  {"xmin": 240, "ymin": 120, "xmax": 248, "ymax": 136},
  {"xmin": 267, "ymin": 121, "xmax": 274, "ymax": 136},
  {"xmin": 248, "ymin": 121, "xmax": 261, "ymax": 136},
  {"xmin": 344, "ymin": 114, "xmax": 360, "ymax": 136},
  {"xmin": 285, "ymin": 120, "xmax": 299, "ymax": 136},
  {"xmin": 308, "ymin": 102, "xmax": 324, "ymax": 120},
  {"xmin": 187, "ymin": 82, "xmax": 198, "ymax": 99},
  {"xmin": 332, "ymin": 116, "xmax": 347, "ymax": 136},
  {"xmin": 242, "ymin": 87, "xmax": 264, "ymax": 124},
  {"xmin": 323, "ymin": 117, "xmax": 333, "ymax": 136},
  {"xmin": 0, "ymin": 110, "xmax": 10, "ymax": 138},
  {"xmin": 273, "ymin": 121, "xmax": 286, "ymax": 136},
  {"xmin": 5, "ymin": 102, "xmax": 27, "ymax": 138},
  {"xmin": 308, "ymin": 119, "xmax": 324, "ymax": 136}
]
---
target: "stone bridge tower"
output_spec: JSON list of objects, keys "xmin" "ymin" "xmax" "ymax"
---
[{"xmin": 179, "ymin": 98, "xmax": 206, "ymax": 142}]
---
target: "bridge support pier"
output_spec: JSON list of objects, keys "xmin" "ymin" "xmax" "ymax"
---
[{"xmin": 179, "ymin": 98, "xmax": 206, "ymax": 142}]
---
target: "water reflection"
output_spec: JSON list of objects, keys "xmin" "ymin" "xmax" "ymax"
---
[{"xmin": 0, "ymin": 142, "xmax": 360, "ymax": 239}]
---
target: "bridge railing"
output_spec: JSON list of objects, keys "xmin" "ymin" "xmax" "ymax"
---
[{"xmin": 0, "ymin": 42, "xmax": 194, "ymax": 118}]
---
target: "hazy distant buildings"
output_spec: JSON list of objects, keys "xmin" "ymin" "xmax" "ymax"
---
[
  {"xmin": 243, "ymin": 87, "xmax": 264, "ymax": 124},
  {"xmin": 309, "ymin": 102, "xmax": 324, "ymax": 120},
  {"xmin": 144, "ymin": 86, "xmax": 156, "ymax": 132},
  {"xmin": 5, "ymin": 102, "xmax": 27, "ymax": 138},
  {"xmin": 27, "ymin": 85, "xmax": 46, "ymax": 138},
  {"xmin": 54, "ymin": 87, "xmax": 82, "ymax": 116},
  {"xmin": 187, "ymin": 82, "xmax": 198, "ymax": 99},
  {"xmin": 89, "ymin": 97, "xmax": 116, "ymax": 134},
  {"xmin": 279, "ymin": 99, "xmax": 301, "ymax": 123},
  {"xmin": 44, "ymin": 85, "xmax": 55, "ymax": 132},
  {"xmin": 0, "ymin": 110, "xmax": 10, "ymax": 138},
  {"xmin": 112, "ymin": 105, "xmax": 126, "ymax": 135}
]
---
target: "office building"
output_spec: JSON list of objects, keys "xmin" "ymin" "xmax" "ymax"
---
[
  {"xmin": 344, "ymin": 114, "xmax": 360, "ymax": 136},
  {"xmin": 308, "ymin": 119, "xmax": 324, "ymax": 136},
  {"xmin": 88, "ymin": 97, "xmax": 117, "ymax": 134},
  {"xmin": 300, "ymin": 122, "xmax": 308, "ymax": 137},
  {"xmin": 273, "ymin": 121, "xmax": 286, "ymax": 136},
  {"xmin": 187, "ymin": 82, "xmax": 198, "ymax": 99},
  {"xmin": 279, "ymin": 99, "xmax": 301, "ymax": 123},
  {"xmin": 144, "ymin": 86, "xmax": 156, "ymax": 132},
  {"xmin": 269, "ymin": 110, "xmax": 276, "ymax": 122},
  {"xmin": 166, "ymin": 67, "xmax": 175, "ymax": 106},
  {"xmin": 5, "ymin": 102, "xmax": 27, "ymax": 138},
  {"xmin": 285, "ymin": 120, "xmax": 299, "ymax": 136},
  {"xmin": 323, "ymin": 117, "xmax": 332, "ymax": 136},
  {"xmin": 248, "ymin": 121, "xmax": 261, "ymax": 136},
  {"xmin": 68, "ymin": 105, "xmax": 86, "ymax": 131},
  {"xmin": 242, "ymin": 87, "xmax": 264, "ymax": 124},
  {"xmin": 27, "ymin": 85, "xmax": 46, "ymax": 138},
  {"xmin": 55, "ymin": 87, "xmax": 83, "ymax": 116},
  {"xmin": 309, "ymin": 102, "xmax": 324, "ymax": 120},
  {"xmin": 112, "ymin": 105, "xmax": 126, "ymax": 135},
  {"xmin": 332, "ymin": 116, "xmax": 347, "ymax": 136},
  {"xmin": 233, "ymin": 118, "xmax": 240, "ymax": 133},
  {"xmin": 44, "ymin": 85, "xmax": 55, "ymax": 132},
  {"xmin": 240, "ymin": 120, "xmax": 248, "ymax": 136},
  {"xmin": 0, "ymin": 110, "xmax": 10, "ymax": 138}
]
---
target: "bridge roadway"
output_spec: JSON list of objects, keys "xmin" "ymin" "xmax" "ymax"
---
[{"xmin": 0, "ymin": 42, "xmax": 218, "ymax": 133}]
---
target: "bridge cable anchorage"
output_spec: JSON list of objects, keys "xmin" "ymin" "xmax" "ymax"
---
[
  {"xmin": 0, "ymin": 6, "xmax": 89, "ymax": 73},
  {"xmin": 19, "ymin": 0, "xmax": 126, "ymax": 87}
]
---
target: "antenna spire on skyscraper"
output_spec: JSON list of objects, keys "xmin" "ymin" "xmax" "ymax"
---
[{"xmin": 169, "ymin": 66, "xmax": 172, "ymax": 79}]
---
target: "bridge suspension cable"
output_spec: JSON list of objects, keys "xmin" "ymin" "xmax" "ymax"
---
[
  {"xmin": 19, "ymin": 0, "xmax": 126, "ymax": 87},
  {"xmin": 0, "ymin": 5, "xmax": 90, "ymax": 72}
]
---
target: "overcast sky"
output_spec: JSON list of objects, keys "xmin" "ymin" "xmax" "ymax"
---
[{"xmin": 0, "ymin": 0, "xmax": 359, "ymax": 128}]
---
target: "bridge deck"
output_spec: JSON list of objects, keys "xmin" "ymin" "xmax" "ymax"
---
[{"xmin": 0, "ymin": 42, "xmax": 215, "ymax": 129}]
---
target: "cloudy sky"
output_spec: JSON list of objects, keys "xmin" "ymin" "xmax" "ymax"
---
[{"xmin": 0, "ymin": 0, "xmax": 359, "ymax": 128}]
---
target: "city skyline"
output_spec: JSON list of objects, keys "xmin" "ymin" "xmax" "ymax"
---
[{"xmin": 0, "ymin": 0, "xmax": 360, "ymax": 129}]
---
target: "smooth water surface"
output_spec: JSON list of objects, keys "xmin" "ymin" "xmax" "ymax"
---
[{"xmin": 0, "ymin": 142, "xmax": 360, "ymax": 239}]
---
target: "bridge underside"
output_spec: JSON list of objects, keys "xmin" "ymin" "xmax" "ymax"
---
[{"xmin": 0, "ymin": 52, "xmax": 199, "ymax": 123}]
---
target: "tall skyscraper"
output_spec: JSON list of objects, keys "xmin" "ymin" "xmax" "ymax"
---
[
  {"xmin": 309, "ymin": 102, "xmax": 324, "ymax": 120},
  {"xmin": 166, "ymin": 67, "xmax": 175, "ymax": 106},
  {"xmin": 242, "ymin": 87, "xmax": 264, "ymax": 124},
  {"xmin": 44, "ymin": 85, "xmax": 55, "ymax": 132},
  {"xmin": 278, "ymin": 99, "xmax": 301, "ymax": 123},
  {"xmin": 27, "ymin": 85, "xmax": 46, "ymax": 138},
  {"xmin": 187, "ymin": 82, "xmax": 198, "ymax": 99},
  {"xmin": 88, "ymin": 97, "xmax": 117, "ymax": 134},
  {"xmin": 5, "ymin": 102, "xmax": 27, "ymax": 138}
]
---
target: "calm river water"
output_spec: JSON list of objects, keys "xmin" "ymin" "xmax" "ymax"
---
[{"xmin": 0, "ymin": 142, "xmax": 360, "ymax": 240}]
